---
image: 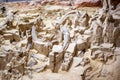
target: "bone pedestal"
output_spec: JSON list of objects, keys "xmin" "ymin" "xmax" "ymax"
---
[{"xmin": 49, "ymin": 45, "xmax": 63, "ymax": 72}]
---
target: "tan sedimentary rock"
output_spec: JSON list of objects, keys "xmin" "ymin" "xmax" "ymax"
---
[
  {"xmin": 0, "ymin": 10, "xmax": 14, "ymax": 30},
  {"xmin": 49, "ymin": 45, "xmax": 63, "ymax": 72},
  {"xmin": 33, "ymin": 41, "xmax": 49, "ymax": 56},
  {"xmin": 76, "ymin": 38, "xmax": 88, "ymax": 51},
  {"xmin": 61, "ymin": 43, "xmax": 76, "ymax": 71},
  {"xmin": 18, "ymin": 15, "xmax": 43, "ymax": 38}
]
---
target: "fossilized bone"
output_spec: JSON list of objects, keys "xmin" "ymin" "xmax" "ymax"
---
[
  {"xmin": 75, "ymin": 12, "xmax": 90, "ymax": 34},
  {"xmin": 75, "ymin": 58, "xmax": 90, "ymax": 67},
  {"xmin": 80, "ymin": 12, "xmax": 89, "ymax": 25},
  {"xmin": 11, "ymin": 69, "xmax": 22, "ymax": 80},
  {"xmin": 26, "ymin": 36, "xmax": 32, "ymax": 51},
  {"xmin": 60, "ymin": 20, "xmax": 70, "ymax": 51},
  {"xmin": 32, "ymin": 15, "xmax": 44, "ymax": 31},
  {"xmin": 91, "ymin": 21, "xmax": 103, "ymax": 45},
  {"xmin": 62, "ymin": 52, "xmax": 73, "ymax": 71},
  {"xmin": 18, "ymin": 15, "xmax": 43, "ymax": 38},
  {"xmin": 102, "ymin": 0, "xmax": 113, "ymax": 11},
  {"xmin": 57, "ymin": 10, "xmax": 81, "ymax": 26},
  {"xmin": 112, "ymin": 26, "xmax": 120, "ymax": 46},
  {"xmin": 0, "ymin": 10, "xmax": 14, "ymax": 30},
  {"xmin": 10, "ymin": 52, "xmax": 27, "ymax": 75},
  {"xmin": 102, "ymin": 17, "xmax": 108, "ymax": 38},
  {"xmin": 85, "ymin": 64, "xmax": 103, "ymax": 80},
  {"xmin": 2, "ymin": 70, "xmax": 12, "ymax": 80},
  {"xmin": 102, "ymin": 14, "xmax": 115, "ymax": 43},
  {"xmin": 72, "ymin": 10, "xmax": 81, "ymax": 28},
  {"xmin": 31, "ymin": 25, "xmax": 38, "ymax": 41},
  {"xmin": 111, "ymin": 3, "xmax": 120, "ymax": 15},
  {"xmin": 69, "ymin": 0, "xmax": 74, "ymax": 6}
]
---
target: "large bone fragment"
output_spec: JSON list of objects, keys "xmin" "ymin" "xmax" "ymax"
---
[
  {"xmin": 31, "ymin": 25, "xmax": 38, "ymax": 41},
  {"xmin": 57, "ymin": 10, "xmax": 80, "ymax": 25},
  {"xmin": 0, "ymin": 10, "xmax": 14, "ymax": 30},
  {"xmin": 31, "ymin": 25, "xmax": 49, "ymax": 56},
  {"xmin": 3, "ymin": 29, "xmax": 20, "ymax": 42},
  {"xmin": 61, "ymin": 21, "xmax": 70, "ymax": 51}
]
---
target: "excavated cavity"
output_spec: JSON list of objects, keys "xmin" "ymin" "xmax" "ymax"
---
[{"xmin": 0, "ymin": 1, "xmax": 120, "ymax": 80}]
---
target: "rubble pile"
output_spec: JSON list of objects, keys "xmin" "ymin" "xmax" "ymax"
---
[{"xmin": 0, "ymin": 0, "xmax": 120, "ymax": 80}]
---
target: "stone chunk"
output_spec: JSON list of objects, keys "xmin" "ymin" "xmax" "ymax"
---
[
  {"xmin": 13, "ymin": 33, "xmax": 20, "ymax": 42},
  {"xmin": 77, "ymin": 39, "xmax": 88, "ymax": 51},
  {"xmin": 0, "ymin": 54, "xmax": 6, "ymax": 70},
  {"xmin": 3, "ymin": 29, "xmax": 20, "ymax": 42},
  {"xmin": 33, "ymin": 41, "xmax": 49, "ymax": 56},
  {"xmin": 52, "ymin": 45, "xmax": 63, "ymax": 63},
  {"xmin": 49, "ymin": 51, "xmax": 64, "ymax": 72},
  {"xmin": 45, "ymin": 34, "xmax": 54, "ymax": 41},
  {"xmin": 49, "ymin": 45, "xmax": 64, "ymax": 72},
  {"xmin": 52, "ymin": 45, "xmax": 63, "ymax": 52},
  {"xmin": 101, "ymin": 43, "xmax": 114, "ymax": 48},
  {"xmin": 27, "ymin": 57, "xmax": 38, "ymax": 67},
  {"xmin": 3, "ymin": 33, "xmax": 20, "ymax": 42},
  {"xmin": 91, "ymin": 43, "xmax": 114, "ymax": 52},
  {"xmin": 3, "ymin": 34, "xmax": 13, "ymax": 40},
  {"xmin": 49, "ymin": 51, "xmax": 55, "ymax": 71},
  {"xmin": 91, "ymin": 43, "xmax": 115, "ymax": 62},
  {"xmin": 70, "ymin": 57, "xmax": 83, "ymax": 69},
  {"xmin": 61, "ymin": 52, "xmax": 73, "ymax": 71},
  {"xmin": 66, "ymin": 42, "xmax": 77, "ymax": 56},
  {"xmin": 61, "ymin": 43, "xmax": 77, "ymax": 71}
]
